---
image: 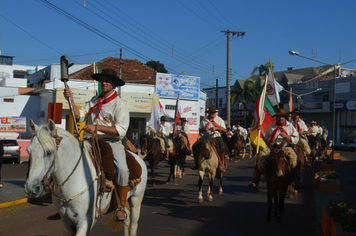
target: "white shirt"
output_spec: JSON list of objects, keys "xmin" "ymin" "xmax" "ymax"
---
[
  {"xmin": 79, "ymin": 92, "xmax": 129, "ymax": 140},
  {"xmin": 176, "ymin": 124, "xmax": 190, "ymax": 135},
  {"xmin": 292, "ymin": 118, "xmax": 308, "ymax": 133},
  {"xmin": 200, "ymin": 116, "xmax": 226, "ymax": 138},
  {"xmin": 264, "ymin": 122, "xmax": 299, "ymax": 146},
  {"xmin": 237, "ymin": 126, "xmax": 247, "ymax": 136},
  {"xmin": 310, "ymin": 125, "xmax": 318, "ymax": 136},
  {"xmin": 159, "ymin": 122, "xmax": 171, "ymax": 137}
]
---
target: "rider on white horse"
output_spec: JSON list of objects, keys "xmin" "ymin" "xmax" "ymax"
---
[{"xmin": 64, "ymin": 68, "xmax": 129, "ymax": 222}]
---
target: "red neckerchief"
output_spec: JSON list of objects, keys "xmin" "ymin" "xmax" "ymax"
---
[
  {"xmin": 88, "ymin": 91, "xmax": 117, "ymax": 120},
  {"xmin": 205, "ymin": 117, "xmax": 221, "ymax": 129},
  {"xmin": 294, "ymin": 118, "xmax": 302, "ymax": 132},
  {"xmin": 267, "ymin": 121, "xmax": 289, "ymax": 143}
]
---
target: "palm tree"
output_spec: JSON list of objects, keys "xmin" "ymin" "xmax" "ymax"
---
[
  {"xmin": 231, "ymin": 79, "xmax": 259, "ymax": 109},
  {"xmin": 250, "ymin": 61, "xmax": 274, "ymax": 77}
]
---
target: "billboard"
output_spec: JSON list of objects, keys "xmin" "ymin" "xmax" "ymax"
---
[
  {"xmin": 121, "ymin": 93, "xmax": 159, "ymax": 113},
  {"xmin": 156, "ymin": 73, "xmax": 200, "ymax": 100},
  {"xmin": 0, "ymin": 116, "xmax": 26, "ymax": 133},
  {"xmin": 56, "ymin": 88, "xmax": 95, "ymax": 109}
]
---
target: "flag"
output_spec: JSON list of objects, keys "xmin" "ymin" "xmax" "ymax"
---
[
  {"xmin": 266, "ymin": 67, "xmax": 283, "ymax": 106},
  {"xmin": 289, "ymin": 88, "xmax": 294, "ymax": 112},
  {"xmin": 175, "ymin": 98, "xmax": 182, "ymax": 124},
  {"xmin": 250, "ymin": 87, "xmax": 276, "ymax": 149},
  {"xmin": 150, "ymin": 101, "xmax": 160, "ymax": 132},
  {"xmin": 96, "ymin": 67, "xmax": 102, "ymax": 95},
  {"xmin": 159, "ymin": 102, "xmax": 173, "ymax": 119}
]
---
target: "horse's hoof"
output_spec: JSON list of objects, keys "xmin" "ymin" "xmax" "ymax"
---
[
  {"xmin": 208, "ymin": 196, "xmax": 213, "ymax": 202},
  {"xmin": 178, "ymin": 174, "xmax": 182, "ymax": 179},
  {"xmin": 219, "ymin": 190, "xmax": 223, "ymax": 195},
  {"xmin": 198, "ymin": 198, "xmax": 203, "ymax": 203},
  {"xmin": 151, "ymin": 183, "xmax": 155, "ymax": 187},
  {"xmin": 182, "ymin": 172, "xmax": 185, "ymax": 176},
  {"xmin": 166, "ymin": 182, "xmax": 169, "ymax": 184},
  {"xmin": 294, "ymin": 190, "xmax": 298, "ymax": 195}
]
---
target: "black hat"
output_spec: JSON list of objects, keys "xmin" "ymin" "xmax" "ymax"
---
[
  {"xmin": 272, "ymin": 108, "xmax": 289, "ymax": 118},
  {"xmin": 290, "ymin": 109, "xmax": 303, "ymax": 116},
  {"xmin": 160, "ymin": 116, "xmax": 167, "ymax": 121},
  {"xmin": 91, "ymin": 69, "xmax": 125, "ymax": 86},
  {"xmin": 180, "ymin": 117, "xmax": 187, "ymax": 122},
  {"xmin": 207, "ymin": 107, "xmax": 218, "ymax": 113}
]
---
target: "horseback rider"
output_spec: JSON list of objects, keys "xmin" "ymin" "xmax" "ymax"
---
[
  {"xmin": 199, "ymin": 107, "xmax": 227, "ymax": 172},
  {"xmin": 310, "ymin": 121, "xmax": 318, "ymax": 136},
  {"xmin": 63, "ymin": 68, "xmax": 129, "ymax": 222},
  {"xmin": 157, "ymin": 115, "xmax": 171, "ymax": 160},
  {"xmin": 291, "ymin": 109, "xmax": 311, "ymax": 166},
  {"xmin": 235, "ymin": 122, "xmax": 248, "ymax": 146},
  {"xmin": 258, "ymin": 108, "xmax": 304, "ymax": 190},
  {"xmin": 175, "ymin": 117, "xmax": 191, "ymax": 150}
]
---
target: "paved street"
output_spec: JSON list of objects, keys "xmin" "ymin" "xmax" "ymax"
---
[{"xmin": 0, "ymin": 154, "xmax": 323, "ymax": 236}]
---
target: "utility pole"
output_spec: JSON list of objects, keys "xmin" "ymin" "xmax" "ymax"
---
[
  {"xmin": 221, "ymin": 30, "xmax": 245, "ymax": 127},
  {"xmin": 118, "ymin": 48, "xmax": 123, "ymax": 97},
  {"xmin": 215, "ymin": 79, "xmax": 218, "ymax": 108}
]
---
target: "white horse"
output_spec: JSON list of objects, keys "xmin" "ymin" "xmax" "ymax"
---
[
  {"xmin": 192, "ymin": 133, "xmax": 222, "ymax": 203},
  {"xmin": 24, "ymin": 119, "xmax": 147, "ymax": 236}
]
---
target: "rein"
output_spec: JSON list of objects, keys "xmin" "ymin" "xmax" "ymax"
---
[{"xmin": 40, "ymin": 129, "xmax": 85, "ymax": 195}]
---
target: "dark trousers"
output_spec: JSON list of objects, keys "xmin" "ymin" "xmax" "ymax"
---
[{"xmin": 214, "ymin": 137, "xmax": 226, "ymax": 153}]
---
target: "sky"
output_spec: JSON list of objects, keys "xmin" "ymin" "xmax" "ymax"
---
[{"xmin": 1, "ymin": 0, "xmax": 356, "ymax": 89}]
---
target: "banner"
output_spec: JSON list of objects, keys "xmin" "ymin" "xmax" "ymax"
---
[
  {"xmin": 156, "ymin": 73, "xmax": 200, "ymax": 100},
  {"xmin": 56, "ymin": 88, "xmax": 95, "ymax": 109},
  {"xmin": 121, "ymin": 93, "xmax": 159, "ymax": 113},
  {"xmin": 0, "ymin": 116, "xmax": 26, "ymax": 133}
]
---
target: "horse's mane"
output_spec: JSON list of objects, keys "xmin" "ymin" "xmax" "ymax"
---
[
  {"xmin": 201, "ymin": 132, "xmax": 213, "ymax": 143},
  {"xmin": 36, "ymin": 125, "xmax": 57, "ymax": 154}
]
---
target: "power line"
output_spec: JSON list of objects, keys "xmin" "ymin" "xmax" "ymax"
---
[{"xmin": 208, "ymin": 0, "xmax": 240, "ymax": 30}]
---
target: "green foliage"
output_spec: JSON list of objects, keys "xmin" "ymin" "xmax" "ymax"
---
[
  {"xmin": 145, "ymin": 60, "xmax": 168, "ymax": 73},
  {"xmin": 250, "ymin": 61, "xmax": 274, "ymax": 77},
  {"xmin": 231, "ymin": 79, "xmax": 259, "ymax": 106}
]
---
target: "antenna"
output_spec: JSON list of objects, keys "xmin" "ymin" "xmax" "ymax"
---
[{"xmin": 311, "ymin": 38, "xmax": 318, "ymax": 67}]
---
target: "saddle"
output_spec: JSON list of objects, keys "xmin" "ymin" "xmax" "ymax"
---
[
  {"xmin": 86, "ymin": 138, "xmax": 142, "ymax": 193},
  {"xmin": 156, "ymin": 137, "xmax": 174, "ymax": 153}
]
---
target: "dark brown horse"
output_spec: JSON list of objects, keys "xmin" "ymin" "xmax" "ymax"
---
[
  {"xmin": 264, "ymin": 140, "xmax": 292, "ymax": 223},
  {"xmin": 140, "ymin": 134, "xmax": 178, "ymax": 186},
  {"xmin": 229, "ymin": 129, "xmax": 245, "ymax": 162},
  {"xmin": 308, "ymin": 134, "xmax": 321, "ymax": 164}
]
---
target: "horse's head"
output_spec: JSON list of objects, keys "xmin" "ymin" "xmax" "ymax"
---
[
  {"xmin": 25, "ymin": 119, "xmax": 58, "ymax": 198},
  {"xmin": 267, "ymin": 140, "xmax": 289, "ymax": 177},
  {"xmin": 139, "ymin": 134, "xmax": 149, "ymax": 156}
]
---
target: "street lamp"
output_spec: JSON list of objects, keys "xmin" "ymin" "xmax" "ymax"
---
[
  {"xmin": 289, "ymin": 50, "xmax": 356, "ymax": 160},
  {"xmin": 284, "ymin": 88, "xmax": 322, "ymax": 110}
]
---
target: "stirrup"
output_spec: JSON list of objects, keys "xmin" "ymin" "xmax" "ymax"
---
[
  {"xmin": 114, "ymin": 207, "xmax": 127, "ymax": 222},
  {"xmin": 219, "ymin": 165, "xmax": 225, "ymax": 172}
]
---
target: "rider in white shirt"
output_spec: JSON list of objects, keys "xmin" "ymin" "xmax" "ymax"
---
[{"xmin": 157, "ymin": 116, "xmax": 171, "ymax": 160}]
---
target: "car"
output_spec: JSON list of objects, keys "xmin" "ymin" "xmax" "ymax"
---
[
  {"xmin": 334, "ymin": 139, "xmax": 356, "ymax": 152},
  {"xmin": 0, "ymin": 139, "xmax": 21, "ymax": 164}
]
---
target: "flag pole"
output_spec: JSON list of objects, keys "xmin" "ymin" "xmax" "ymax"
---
[
  {"xmin": 256, "ymin": 73, "xmax": 269, "ymax": 154},
  {"xmin": 172, "ymin": 93, "xmax": 180, "ymax": 138},
  {"xmin": 93, "ymin": 62, "xmax": 97, "ymax": 96},
  {"xmin": 289, "ymin": 87, "xmax": 294, "ymax": 112},
  {"xmin": 269, "ymin": 59, "xmax": 279, "ymax": 109}
]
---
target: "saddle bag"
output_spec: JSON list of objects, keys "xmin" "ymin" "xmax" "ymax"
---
[{"xmin": 125, "ymin": 136, "xmax": 138, "ymax": 154}]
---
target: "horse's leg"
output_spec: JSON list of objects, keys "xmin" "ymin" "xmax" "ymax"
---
[
  {"xmin": 266, "ymin": 187, "xmax": 273, "ymax": 222},
  {"xmin": 150, "ymin": 162, "xmax": 155, "ymax": 187},
  {"xmin": 207, "ymin": 172, "xmax": 214, "ymax": 201},
  {"xmin": 218, "ymin": 171, "xmax": 223, "ymax": 195},
  {"xmin": 234, "ymin": 148, "xmax": 240, "ymax": 163},
  {"xmin": 288, "ymin": 182, "xmax": 295, "ymax": 198},
  {"xmin": 273, "ymin": 189, "xmax": 278, "ymax": 218},
  {"xmin": 127, "ymin": 194, "xmax": 144, "ymax": 236},
  {"xmin": 61, "ymin": 217, "xmax": 77, "ymax": 236},
  {"xmin": 198, "ymin": 171, "xmax": 204, "ymax": 203},
  {"xmin": 180, "ymin": 153, "xmax": 186, "ymax": 176},
  {"xmin": 166, "ymin": 162, "xmax": 175, "ymax": 183}
]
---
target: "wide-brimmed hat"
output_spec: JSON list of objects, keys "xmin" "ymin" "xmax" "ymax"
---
[
  {"xmin": 160, "ymin": 116, "xmax": 167, "ymax": 121},
  {"xmin": 180, "ymin": 117, "xmax": 187, "ymax": 122},
  {"xmin": 310, "ymin": 120, "xmax": 317, "ymax": 124},
  {"xmin": 91, "ymin": 69, "xmax": 125, "ymax": 86},
  {"xmin": 207, "ymin": 107, "xmax": 218, "ymax": 113},
  {"xmin": 290, "ymin": 109, "xmax": 303, "ymax": 116},
  {"xmin": 273, "ymin": 108, "xmax": 289, "ymax": 118}
]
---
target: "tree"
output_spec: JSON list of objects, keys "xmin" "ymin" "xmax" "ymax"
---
[
  {"xmin": 250, "ymin": 61, "xmax": 274, "ymax": 77},
  {"xmin": 145, "ymin": 60, "xmax": 168, "ymax": 73},
  {"xmin": 231, "ymin": 79, "xmax": 259, "ymax": 109}
]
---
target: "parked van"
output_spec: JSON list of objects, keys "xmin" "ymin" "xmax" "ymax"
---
[{"xmin": 0, "ymin": 139, "xmax": 21, "ymax": 164}]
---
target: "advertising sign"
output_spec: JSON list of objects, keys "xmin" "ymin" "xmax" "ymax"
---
[
  {"xmin": 156, "ymin": 73, "xmax": 200, "ymax": 100},
  {"xmin": 56, "ymin": 88, "xmax": 95, "ymax": 109},
  {"xmin": 121, "ymin": 93, "xmax": 159, "ymax": 113},
  {"xmin": 0, "ymin": 116, "xmax": 26, "ymax": 133}
]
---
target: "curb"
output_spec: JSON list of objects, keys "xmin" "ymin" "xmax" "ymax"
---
[{"xmin": 0, "ymin": 193, "xmax": 51, "ymax": 209}]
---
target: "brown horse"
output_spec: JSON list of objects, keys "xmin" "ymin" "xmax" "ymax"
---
[
  {"xmin": 229, "ymin": 129, "xmax": 245, "ymax": 162},
  {"xmin": 140, "ymin": 134, "xmax": 178, "ymax": 186},
  {"xmin": 192, "ymin": 133, "xmax": 222, "ymax": 203},
  {"xmin": 263, "ymin": 140, "xmax": 292, "ymax": 223},
  {"xmin": 308, "ymin": 134, "xmax": 321, "ymax": 164}
]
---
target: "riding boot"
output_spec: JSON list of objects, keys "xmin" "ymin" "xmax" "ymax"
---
[
  {"xmin": 218, "ymin": 153, "xmax": 225, "ymax": 172},
  {"xmin": 165, "ymin": 148, "xmax": 169, "ymax": 161},
  {"xmin": 248, "ymin": 169, "xmax": 261, "ymax": 189},
  {"xmin": 292, "ymin": 167, "xmax": 304, "ymax": 190},
  {"xmin": 114, "ymin": 185, "xmax": 129, "ymax": 222}
]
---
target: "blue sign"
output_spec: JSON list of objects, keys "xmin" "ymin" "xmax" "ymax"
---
[{"xmin": 156, "ymin": 73, "xmax": 200, "ymax": 100}]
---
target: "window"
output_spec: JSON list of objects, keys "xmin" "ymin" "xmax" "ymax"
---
[
  {"xmin": 3, "ymin": 98, "xmax": 14, "ymax": 102},
  {"xmin": 14, "ymin": 74, "xmax": 25, "ymax": 78},
  {"xmin": 322, "ymin": 95, "xmax": 329, "ymax": 101},
  {"xmin": 0, "ymin": 56, "xmax": 13, "ymax": 65},
  {"xmin": 336, "ymin": 83, "xmax": 350, "ymax": 94}
]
